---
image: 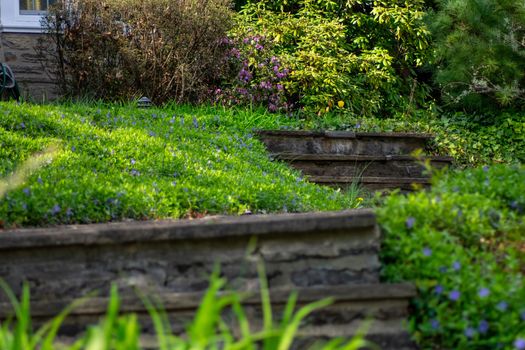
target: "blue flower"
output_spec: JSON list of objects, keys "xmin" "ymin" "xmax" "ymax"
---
[
  {"xmin": 482, "ymin": 165, "xmax": 489, "ymax": 172},
  {"xmin": 478, "ymin": 288, "xmax": 490, "ymax": 298},
  {"xmin": 515, "ymin": 338, "xmax": 525, "ymax": 350},
  {"xmin": 130, "ymin": 159, "xmax": 136, "ymax": 165},
  {"xmin": 37, "ymin": 177, "xmax": 43, "ymax": 184},
  {"xmin": 192, "ymin": 116, "xmax": 199, "ymax": 129},
  {"xmin": 520, "ymin": 311, "xmax": 525, "ymax": 321},
  {"xmin": 464, "ymin": 327, "xmax": 475, "ymax": 338},
  {"xmin": 430, "ymin": 319, "xmax": 440, "ymax": 330},
  {"xmin": 423, "ymin": 247, "xmax": 432, "ymax": 257},
  {"xmin": 496, "ymin": 301, "xmax": 508, "ymax": 311},
  {"xmin": 452, "ymin": 261, "xmax": 461, "ymax": 271},
  {"xmin": 19, "ymin": 122, "xmax": 26, "ymax": 129},
  {"xmin": 448, "ymin": 290, "xmax": 460, "ymax": 301},
  {"xmin": 478, "ymin": 320, "xmax": 489, "ymax": 334},
  {"xmin": 434, "ymin": 285, "xmax": 444, "ymax": 295},
  {"xmin": 405, "ymin": 217, "xmax": 415, "ymax": 229},
  {"xmin": 439, "ymin": 266, "xmax": 448, "ymax": 273},
  {"xmin": 51, "ymin": 204, "xmax": 61, "ymax": 215},
  {"xmin": 71, "ymin": 146, "xmax": 76, "ymax": 152},
  {"xmin": 23, "ymin": 188, "xmax": 31, "ymax": 196}
]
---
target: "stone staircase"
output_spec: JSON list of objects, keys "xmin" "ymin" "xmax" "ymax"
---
[
  {"xmin": 256, "ymin": 130, "xmax": 453, "ymax": 191},
  {"xmin": 0, "ymin": 210, "xmax": 416, "ymax": 349}
]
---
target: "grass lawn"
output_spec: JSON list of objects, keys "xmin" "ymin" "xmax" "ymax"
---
[{"xmin": 0, "ymin": 102, "xmax": 360, "ymax": 228}]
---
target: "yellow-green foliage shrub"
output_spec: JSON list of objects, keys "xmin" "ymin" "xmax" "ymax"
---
[{"xmin": 228, "ymin": 0, "xmax": 432, "ymax": 116}]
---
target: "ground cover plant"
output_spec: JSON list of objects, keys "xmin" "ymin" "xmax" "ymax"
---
[
  {"xmin": 286, "ymin": 109, "xmax": 525, "ymax": 167},
  {"xmin": 378, "ymin": 164, "xmax": 525, "ymax": 349},
  {"xmin": 0, "ymin": 101, "xmax": 360, "ymax": 228}
]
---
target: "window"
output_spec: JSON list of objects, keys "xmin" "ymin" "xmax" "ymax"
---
[
  {"xmin": 19, "ymin": 0, "xmax": 57, "ymax": 15},
  {"xmin": 1, "ymin": 0, "xmax": 55, "ymax": 32}
]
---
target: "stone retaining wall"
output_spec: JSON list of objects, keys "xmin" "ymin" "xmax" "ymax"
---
[
  {"xmin": 256, "ymin": 130, "xmax": 453, "ymax": 191},
  {"xmin": 0, "ymin": 33, "xmax": 57, "ymax": 101},
  {"xmin": 0, "ymin": 210, "xmax": 379, "ymax": 300},
  {"xmin": 0, "ymin": 210, "xmax": 417, "ymax": 349}
]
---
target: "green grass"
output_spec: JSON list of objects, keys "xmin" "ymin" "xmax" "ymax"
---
[{"xmin": 0, "ymin": 102, "xmax": 360, "ymax": 228}]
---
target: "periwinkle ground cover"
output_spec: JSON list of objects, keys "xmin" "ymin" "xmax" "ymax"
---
[
  {"xmin": 0, "ymin": 102, "xmax": 359, "ymax": 228},
  {"xmin": 378, "ymin": 165, "xmax": 525, "ymax": 349}
]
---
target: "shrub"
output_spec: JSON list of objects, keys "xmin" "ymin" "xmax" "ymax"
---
[
  {"xmin": 214, "ymin": 35, "xmax": 292, "ymax": 113},
  {"xmin": 42, "ymin": 0, "xmax": 234, "ymax": 103},
  {"xmin": 430, "ymin": 0, "xmax": 525, "ymax": 112},
  {"xmin": 225, "ymin": 0, "xmax": 432, "ymax": 116},
  {"xmin": 378, "ymin": 164, "xmax": 525, "ymax": 349}
]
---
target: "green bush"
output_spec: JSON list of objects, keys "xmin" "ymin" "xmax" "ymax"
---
[
  {"xmin": 0, "ymin": 102, "xmax": 360, "ymax": 228},
  {"xmin": 378, "ymin": 164, "xmax": 525, "ymax": 349},
  {"xmin": 227, "ymin": 0, "xmax": 433, "ymax": 116},
  {"xmin": 430, "ymin": 0, "xmax": 525, "ymax": 112},
  {"xmin": 42, "ymin": 0, "xmax": 234, "ymax": 103}
]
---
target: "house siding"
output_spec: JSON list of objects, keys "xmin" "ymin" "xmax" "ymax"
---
[{"xmin": 0, "ymin": 32, "xmax": 58, "ymax": 101}]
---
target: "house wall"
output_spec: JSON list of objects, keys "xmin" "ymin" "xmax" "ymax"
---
[{"xmin": 0, "ymin": 32, "xmax": 58, "ymax": 101}]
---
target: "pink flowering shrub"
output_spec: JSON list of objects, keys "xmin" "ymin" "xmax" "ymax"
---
[{"xmin": 214, "ymin": 35, "xmax": 293, "ymax": 113}]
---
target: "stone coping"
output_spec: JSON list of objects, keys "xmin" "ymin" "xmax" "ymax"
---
[
  {"xmin": 309, "ymin": 176, "xmax": 431, "ymax": 184},
  {"xmin": 0, "ymin": 209, "xmax": 376, "ymax": 250},
  {"xmin": 255, "ymin": 130, "xmax": 434, "ymax": 139},
  {"xmin": 0, "ymin": 283, "xmax": 416, "ymax": 317},
  {"xmin": 274, "ymin": 154, "xmax": 454, "ymax": 162}
]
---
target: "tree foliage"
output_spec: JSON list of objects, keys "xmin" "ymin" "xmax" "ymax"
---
[{"xmin": 430, "ymin": 0, "xmax": 525, "ymax": 112}]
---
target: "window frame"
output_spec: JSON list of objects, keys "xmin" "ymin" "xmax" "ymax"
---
[{"xmin": 0, "ymin": 0, "xmax": 49, "ymax": 33}]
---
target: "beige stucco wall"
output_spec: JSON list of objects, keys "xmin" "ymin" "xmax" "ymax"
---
[{"xmin": 0, "ymin": 32, "xmax": 58, "ymax": 101}]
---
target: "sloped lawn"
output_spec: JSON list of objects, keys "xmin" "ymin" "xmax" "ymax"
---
[{"xmin": 0, "ymin": 102, "xmax": 358, "ymax": 228}]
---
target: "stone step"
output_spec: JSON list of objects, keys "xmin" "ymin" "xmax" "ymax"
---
[
  {"xmin": 274, "ymin": 154, "xmax": 452, "ymax": 179},
  {"xmin": 0, "ymin": 284, "xmax": 417, "ymax": 350},
  {"xmin": 256, "ymin": 130, "xmax": 433, "ymax": 156},
  {"xmin": 0, "ymin": 210, "xmax": 381, "ymax": 303},
  {"xmin": 309, "ymin": 176, "xmax": 431, "ymax": 191}
]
